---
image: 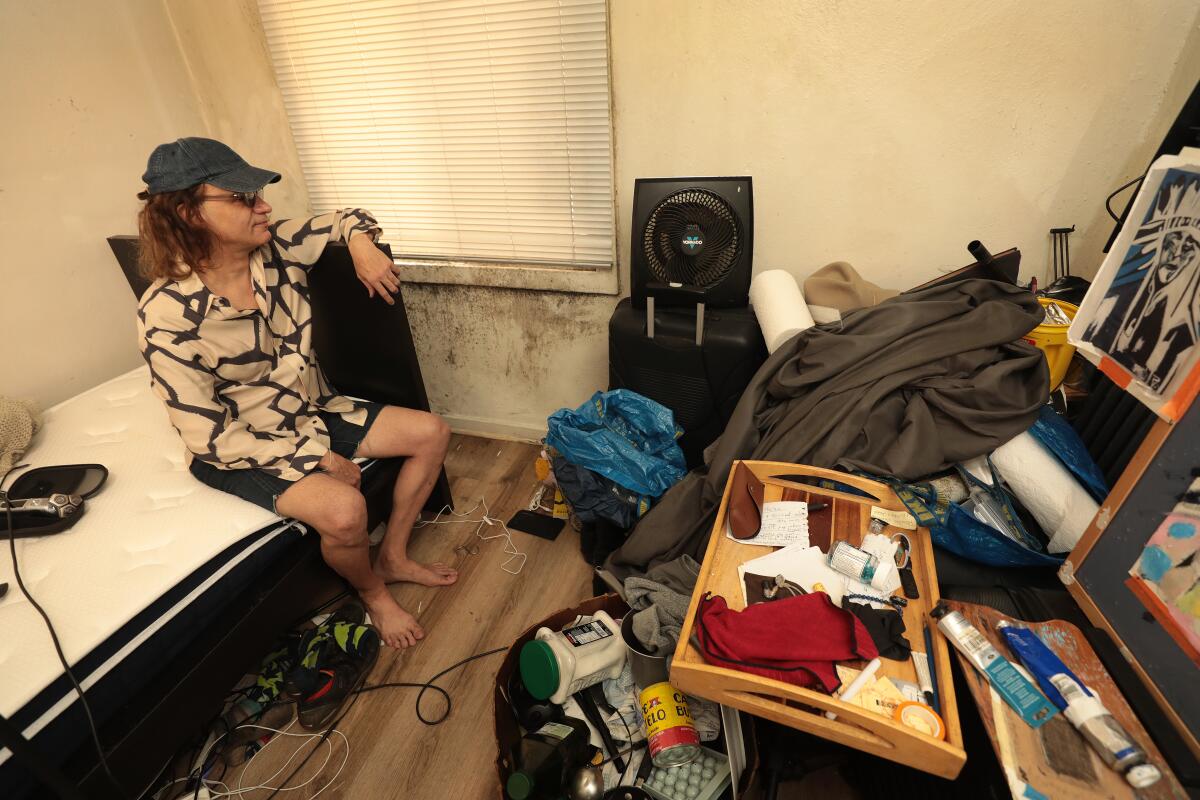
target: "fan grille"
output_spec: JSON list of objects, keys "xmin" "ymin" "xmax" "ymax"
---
[{"xmin": 642, "ymin": 188, "xmax": 742, "ymax": 287}]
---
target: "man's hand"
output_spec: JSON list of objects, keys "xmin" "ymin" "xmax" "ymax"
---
[
  {"xmin": 319, "ymin": 450, "xmax": 361, "ymax": 488},
  {"xmin": 349, "ymin": 233, "xmax": 401, "ymax": 305}
]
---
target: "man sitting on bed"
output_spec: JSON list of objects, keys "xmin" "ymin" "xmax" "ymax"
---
[{"xmin": 134, "ymin": 137, "xmax": 455, "ymax": 650}]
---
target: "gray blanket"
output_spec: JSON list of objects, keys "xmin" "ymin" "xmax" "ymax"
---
[
  {"xmin": 627, "ymin": 554, "xmax": 700, "ymax": 655},
  {"xmin": 605, "ymin": 279, "xmax": 1048, "ymax": 580}
]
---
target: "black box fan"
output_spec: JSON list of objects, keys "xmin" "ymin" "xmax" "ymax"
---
[{"xmin": 630, "ymin": 176, "xmax": 753, "ymax": 309}]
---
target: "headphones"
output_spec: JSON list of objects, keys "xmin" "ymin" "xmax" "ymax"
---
[
  {"xmin": 2, "ymin": 493, "xmax": 85, "ymax": 519},
  {"xmin": 2, "ymin": 464, "xmax": 107, "ymax": 538}
]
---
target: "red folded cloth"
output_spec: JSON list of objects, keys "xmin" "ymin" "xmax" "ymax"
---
[{"xmin": 695, "ymin": 592, "xmax": 878, "ymax": 693}]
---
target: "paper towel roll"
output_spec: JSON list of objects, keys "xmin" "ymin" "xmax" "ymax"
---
[
  {"xmin": 990, "ymin": 432, "xmax": 1099, "ymax": 554},
  {"xmin": 750, "ymin": 270, "xmax": 816, "ymax": 353}
]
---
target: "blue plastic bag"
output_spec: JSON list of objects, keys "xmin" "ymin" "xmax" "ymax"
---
[
  {"xmin": 886, "ymin": 462, "xmax": 1064, "ymax": 568},
  {"xmin": 1027, "ymin": 405, "xmax": 1108, "ymax": 503},
  {"xmin": 546, "ymin": 390, "xmax": 686, "ymax": 498}
]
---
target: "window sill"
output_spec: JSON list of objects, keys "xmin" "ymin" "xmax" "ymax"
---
[{"xmin": 393, "ymin": 258, "xmax": 620, "ymax": 295}]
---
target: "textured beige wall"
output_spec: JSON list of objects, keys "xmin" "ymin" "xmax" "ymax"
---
[
  {"xmin": 612, "ymin": 0, "xmax": 1200, "ymax": 289},
  {"xmin": 0, "ymin": 0, "xmax": 307, "ymax": 410},
  {"xmin": 163, "ymin": 0, "xmax": 311, "ymax": 218},
  {"xmin": 418, "ymin": 0, "xmax": 1200, "ymax": 437},
  {"xmin": 6, "ymin": 0, "xmax": 1199, "ymax": 439},
  {"xmin": 2, "ymin": 1, "xmax": 208, "ymax": 408}
]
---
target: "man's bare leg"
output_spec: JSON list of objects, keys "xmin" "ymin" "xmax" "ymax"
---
[
  {"xmin": 276, "ymin": 472, "xmax": 424, "ymax": 649},
  {"xmin": 356, "ymin": 406, "xmax": 457, "ymax": 587}
]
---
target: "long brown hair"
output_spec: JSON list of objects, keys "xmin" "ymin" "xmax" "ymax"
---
[{"xmin": 135, "ymin": 185, "xmax": 214, "ymax": 282}]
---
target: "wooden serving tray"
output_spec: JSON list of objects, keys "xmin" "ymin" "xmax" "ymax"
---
[{"xmin": 670, "ymin": 460, "xmax": 966, "ymax": 779}]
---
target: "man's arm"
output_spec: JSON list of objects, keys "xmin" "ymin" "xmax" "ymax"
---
[
  {"xmin": 270, "ymin": 209, "xmax": 400, "ymax": 303},
  {"xmin": 348, "ymin": 229, "xmax": 402, "ymax": 304},
  {"xmin": 270, "ymin": 209, "xmax": 382, "ymax": 269}
]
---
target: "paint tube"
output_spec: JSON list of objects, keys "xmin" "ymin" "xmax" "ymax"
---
[
  {"xmin": 997, "ymin": 622, "xmax": 1162, "ymax": 789},
  {"xmin": 910, "ymin": 650, "xmax": 934, "ymax": 706},
  {"xmin": 929, "ymin": 604, "xmax": 1057, "ymax": 728}
]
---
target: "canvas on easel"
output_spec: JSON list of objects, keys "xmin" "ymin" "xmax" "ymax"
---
[
  {"xmin": 1070, "ymin": 148, "xmax": 1200, "ymax": 423},
  {"xmin": 1127, "ymin": 484, "xmax": 1200, "ymax": 668}
]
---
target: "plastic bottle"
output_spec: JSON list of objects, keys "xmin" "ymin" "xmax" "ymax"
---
[
  {"xmin": 505, "ymin": 716, "xmax": 592, "ymax": 799},
  {"xmin": 828, "ymin": 541, "xmax": 895, "ymax": 591},
  {"xmin": 519, "ymin": 611, "xmax": 626, "ymax": 704}
]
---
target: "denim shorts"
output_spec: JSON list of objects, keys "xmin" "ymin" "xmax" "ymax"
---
[{"xmin": 188, "ymin": 402, "xmax": 385, "ymax": 514}]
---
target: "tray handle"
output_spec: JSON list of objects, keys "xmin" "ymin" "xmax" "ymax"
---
[
  {"xmin": 722, "ymin": 688, "xmax": 900, "ymax": 753},
  {"xmin": 747, "ymin": 460, "xmax": 893, "ymax": 506}
]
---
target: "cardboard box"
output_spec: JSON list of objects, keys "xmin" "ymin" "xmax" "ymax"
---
[{"xmin": 492, "ymin": 593, "xmax": 629, "ymax": 797}]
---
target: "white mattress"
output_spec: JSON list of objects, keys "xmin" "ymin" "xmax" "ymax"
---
[{"xmin": 0, "ymin": 366, "xmax": 301, "ymax": 755}]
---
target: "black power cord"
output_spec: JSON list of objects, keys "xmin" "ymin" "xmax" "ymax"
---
[
  {"xmin": 2, "ymin": 470, "xmax": 131, "ymax": 799},
  {"xmin": 352, "ymin": 646, "xmax": 508, "ymax": 724},
  {"xmin": 1106, "ymin": 174, "xmax": 1145, "ymax": 222},
  {"xmin": 259, "ymin": 645, "xmax": 509, "ymax": 800}
]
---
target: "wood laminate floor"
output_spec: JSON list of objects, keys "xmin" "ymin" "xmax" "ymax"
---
[{"xmin": 216, "ymin": 434, "xmax": 596, "ymax": 799}]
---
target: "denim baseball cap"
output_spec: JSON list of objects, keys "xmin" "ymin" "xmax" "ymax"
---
[{"xmin": 141, "ymin": 137, "xmax": 281, "ymax": 194}]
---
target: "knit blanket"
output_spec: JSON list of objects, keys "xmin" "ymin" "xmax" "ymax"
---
[{"xmin": 0, "ymin": 397, "xmax": 41, "ymax": 478}]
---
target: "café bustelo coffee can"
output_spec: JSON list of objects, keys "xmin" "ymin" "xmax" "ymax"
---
[{"xmin": 639, "ymin": 681, "xmax": 700, "ymax": 767}]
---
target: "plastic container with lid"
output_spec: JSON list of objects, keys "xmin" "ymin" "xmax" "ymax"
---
[
  {"xmin": 828, "ymin": 540, "xmax": 895, "ymax": 591},
  {"xmin": 519, "ymin": 611, "xmax": 626, "ymax": 705}
]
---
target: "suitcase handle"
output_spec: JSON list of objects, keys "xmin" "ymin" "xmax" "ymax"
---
[
  {"xmin": 646, "ymin": 282, "xmax": 706, "ymax": 345},
  {"xmin": 646, "ymin": 281, "xmax": 707, "ymax": 304}
]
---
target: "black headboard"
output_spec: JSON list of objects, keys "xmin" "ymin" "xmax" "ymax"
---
[{"xmin": 107, "ymin": 235, "xmax": 151, "ymax": 299}]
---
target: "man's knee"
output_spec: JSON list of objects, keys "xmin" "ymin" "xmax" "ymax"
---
[
  {"xmin": 419, "ymin": 412, "xmax": 451, "ymax": 456},
  {"xmin": 320, "ymin": 494, "xmax": 368, "ymax": 545}
]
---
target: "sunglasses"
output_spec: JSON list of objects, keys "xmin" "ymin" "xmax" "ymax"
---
[{"xmin": 202, "ymin": 190, "xmax": 263, "ymax": 208}]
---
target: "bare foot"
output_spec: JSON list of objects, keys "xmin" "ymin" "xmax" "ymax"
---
[
  {"xmin": 374, "ymin": 555, "xmax": 459, "ymax": 587},
  {"xmin": 361, "ymin": 586, "xmax": 425, "ymax": 649}
]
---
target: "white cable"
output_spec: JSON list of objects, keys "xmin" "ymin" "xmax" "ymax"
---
[
  {"xmin": 201, "ymin": 722, "xmax": 350, "ymax": 799},
  {"xmin": 150, "ymin": 774, "xmax": 194, "ymax": 800},
  {"xmin": 415, "ymin": 496, "xmax": 528, "ymax": 574},
  {"xmin": 476, "ymin": 495, "xmax": 529, "ymax": 575},
  {"xmin": 186, "ymin": 717, "xmax": 349, "ymax": 800}
]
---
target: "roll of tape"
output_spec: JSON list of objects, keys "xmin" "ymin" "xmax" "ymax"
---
[{"xmin": 894, "ymin": 701, "xmax": 946, "ymax": 740}]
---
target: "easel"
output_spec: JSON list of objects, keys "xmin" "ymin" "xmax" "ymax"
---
[{"xmin": 1063, "ymin": 402, "xmax": 1200, "ymax": 764}]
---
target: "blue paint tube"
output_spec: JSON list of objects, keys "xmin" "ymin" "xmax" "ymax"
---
[{"xmin": 997, "ymin": 621, "xmax": 1161, "ymax": 789}]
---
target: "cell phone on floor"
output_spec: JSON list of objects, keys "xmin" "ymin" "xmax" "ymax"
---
[{"xmin": 507, "ymin": 510, "xmax": 565, "ymax": 541}]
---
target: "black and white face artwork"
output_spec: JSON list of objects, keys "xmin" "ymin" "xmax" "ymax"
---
[{"xmin": 1083, "ymin": 170, "xmax": 1200, "ymax": 393}]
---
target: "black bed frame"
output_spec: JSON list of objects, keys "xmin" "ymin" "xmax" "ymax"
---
[{"xmin": 4, "ymin": 238, "xmax": 452, "ymax": 799}]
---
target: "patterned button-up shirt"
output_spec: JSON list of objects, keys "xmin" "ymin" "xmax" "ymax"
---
[{"xmin": 137, "ymin": 209, "xmax": 381, "ymax": 481}]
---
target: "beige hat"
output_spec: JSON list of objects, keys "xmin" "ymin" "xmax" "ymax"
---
[{"xmin": 802, "ymin": 262, "xmax": 899, "ymax": 313}]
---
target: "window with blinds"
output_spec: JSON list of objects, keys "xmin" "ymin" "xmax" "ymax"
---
[{"xmin": 256, "ymin": 0, "xmax": 615, "ymax": 269}]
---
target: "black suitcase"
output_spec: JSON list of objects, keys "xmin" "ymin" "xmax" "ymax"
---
[{"xmin": 609, "ymin": 297, "xmax": 767, "ymax": 469}]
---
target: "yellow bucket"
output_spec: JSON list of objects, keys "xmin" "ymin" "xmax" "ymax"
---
[{"xmin": 1023, "ymin": 297, "xmax": 1078, "ymax": 390}]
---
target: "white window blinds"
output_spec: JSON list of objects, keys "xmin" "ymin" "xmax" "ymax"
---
[{"xmin": 256, "ymin": 0, "xmax": 615, "ymax": 268}]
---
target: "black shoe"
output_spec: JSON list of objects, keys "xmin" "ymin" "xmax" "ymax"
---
[{"xmin": 296, "ymin": 643, "xmax": 380, "ymax": 730}]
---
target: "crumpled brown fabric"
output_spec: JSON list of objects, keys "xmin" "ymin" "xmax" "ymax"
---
[
  {"xmin": 803, "ymin": 261, "xmax": 899, "ymax": 312},
  {"xmin": 605, "ymin": 278, "xmax": 1048, "ymax": 581}
]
